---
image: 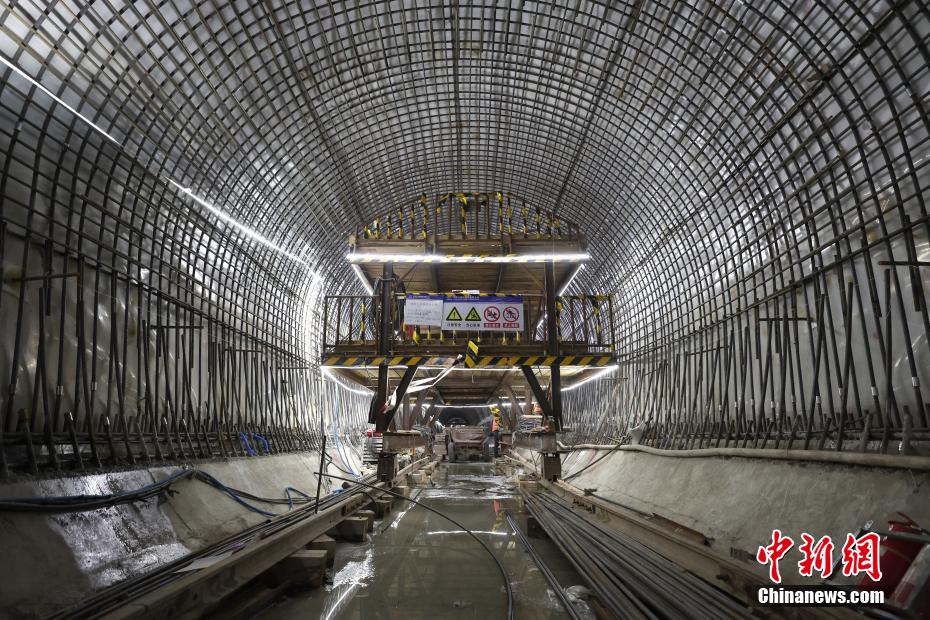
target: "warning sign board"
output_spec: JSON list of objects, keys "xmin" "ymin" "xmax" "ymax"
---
[
  {"xmin": 404, "ymin": 294, "xmax": 444, "ymax": 326},
  {"xmin": 440, "ymin": 296, "xmax": 524, "ymax": 332}
]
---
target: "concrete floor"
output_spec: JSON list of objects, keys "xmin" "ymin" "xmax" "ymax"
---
[{"xmin": 259, "ymin": 462, "xmax": 590, "ymax": 619}]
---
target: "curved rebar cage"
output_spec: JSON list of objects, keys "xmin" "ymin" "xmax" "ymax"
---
[
  {"xmin": 0, "ymin": 1, "xmax": 929, "ymax": 473},
  {"xmin": 352, "ymin": 192, "xmax": 583, "ymax": 242}
]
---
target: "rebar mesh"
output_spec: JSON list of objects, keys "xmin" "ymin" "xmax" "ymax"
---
[{"xmin": 1, "ymin": 0, "xmax": 928, "ymax": 472}]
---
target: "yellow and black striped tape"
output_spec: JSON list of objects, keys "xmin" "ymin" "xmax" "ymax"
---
[
  {"xmin": 321, "ymin": 355, "xmax": 459, "ymax": 367},
  {"xmin": 465, "ymin": 340, "xmax": 480, "ymax": 368},
  {"xmin": 321, "ymin": 354, "xmax": 614, "ymax": 368}
]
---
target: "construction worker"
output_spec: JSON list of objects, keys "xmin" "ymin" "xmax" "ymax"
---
[{"xmin": 489, "ymin": 405, "xmax": 502, "ymax": 457}]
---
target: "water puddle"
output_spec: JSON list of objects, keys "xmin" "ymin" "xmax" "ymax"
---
[{"xmin": 258, "ymin": 462, "xmax": 585, "ymax": 619}]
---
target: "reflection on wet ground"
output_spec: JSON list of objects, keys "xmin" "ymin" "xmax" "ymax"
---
[{"xmin": 258, "ymin": 462, "xmax": 586, "ymax": 619}]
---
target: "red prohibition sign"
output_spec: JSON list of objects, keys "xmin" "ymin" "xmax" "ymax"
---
[
  {"xmin": 483, "ymin": 306, "xmax": 501, "ymax": 322},
  {"xmin": 502, "ymin": 306, "xmax": 520, "ymax": 322}
]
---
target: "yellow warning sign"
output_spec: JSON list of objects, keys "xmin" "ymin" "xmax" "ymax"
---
[
  {"xmin": 465, "ymin": 307, "xmax": 481, "ymax": 321},
  {"xmin": 446, "ymin": 307, "xmax": 462, "ymax": 321}
]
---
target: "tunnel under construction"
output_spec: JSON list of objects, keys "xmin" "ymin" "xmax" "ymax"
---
[{"xmin": 1, "ymin": 1, "xmax": 929, "ymax": 619}]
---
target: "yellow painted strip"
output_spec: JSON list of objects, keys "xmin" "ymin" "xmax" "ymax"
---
[
  {"xmin": 479, "ymin": 356, "xmax": 494, "ymax": 365},
  {"xmin": 579, "ymin": 356, "xmax": 594, "ymax": 366},
  {"xmin": 543, "ymin": 356, "xmax": 557, "ymax": 365},
  {"xmin": 323, "ymin": 356, "xmax": 340, "ymax": 365},
  {"xmin": 389, "ymin": 356, "xmax": 403, "ymax": 365},
  {"xmin": 562, "ymin": 356, "xmax": 576, "ymax": 365},
  {"xmin": 343, "ymin": 357, "xmax": 358, "ymax": 366},
  {"xmin": 596, "ymin": 357, "xmax": 610, "ymax": 366},
  {"xmin": 524, "ymin": 356, "xmax": 540, "ymax": 366},
  {"xmin": 406, "ymin": 356, "xmax": 422, "ymax": 365}
]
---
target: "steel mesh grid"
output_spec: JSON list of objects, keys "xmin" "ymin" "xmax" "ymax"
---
[{"xmin": 0, "ymin": 0, "xmax": 928, "ymax": 472}]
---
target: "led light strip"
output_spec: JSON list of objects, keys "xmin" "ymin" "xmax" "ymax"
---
[
  {"xmin": 0, "ymin": 55, "xmax": 322, "ymax": 276},
  {"xmin": 428, "ymin": 401, "xmax": 523, "ymax": 409},
  {"xmin": 560, "ymin": 364, "xmax": 618, "ymax": 392},
  {"xmin": 169, "ymin": 180, "xmax": 318, "ymax": 271},
  {"xmin": 322, "ymin": 367, "xmax": 373, "ymax": 395},
  {"xmin": 351, "ymin": 263, "xmax": 374, "ymax": 294},
  {"xmin": 346, "ymin": 252, "xmax": 590, "ymax": 264},
  {"xmin": 0, "ymin": 54, "xmax": 120, "ymax": 144}
]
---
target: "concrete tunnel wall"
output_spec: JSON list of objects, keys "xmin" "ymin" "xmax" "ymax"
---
[{"xmin": 0, "ymin": 452, "xmax": 357, "ymax": 618}]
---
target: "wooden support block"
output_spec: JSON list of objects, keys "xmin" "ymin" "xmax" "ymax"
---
[
  {"xmin": 356, "ymin": 509, "xmax": 375, "ymax": 532},
  {"xmin": 327, "ymin": 516, "xmax": 369, "ymax": 542},
  {"xmin": 305, "ymin": 535, "xmax": 337, "ymax": 568},
  {"xmin": 408, "ymin": 472, "xmax": 430, "ymax": 486},
  {"xmin": 541, "ymin": 454, "xmax": 561, "ymax": 481},
  {"xmin": 372, "ymin": 498, "xmax": 393, "ymax": 518},
  {"xmin": 274, "ymin": 549, "xmax": 328, "ymax": 588},
  {"xmin": 391, "ymin": 485, "xmax": 411, "ymax": 499},
  {"xmin": 527, "ymin": 516, "xmax": 549, "ymax": 539},
  {"xmin": 204, "ymin": 580, "xmax": 290, "ymax": 620}
]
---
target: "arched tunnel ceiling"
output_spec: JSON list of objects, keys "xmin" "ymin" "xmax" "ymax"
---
[
  {"xmin": 1, "ymin": 1, "xmax": 929, "ymax": 460},
  {"xmin": 5, "ymin": 1, "xmax": 926, "ymax": 296}
]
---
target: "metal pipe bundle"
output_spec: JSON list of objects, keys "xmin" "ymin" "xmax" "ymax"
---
[{"xmin": 524, "ymin": 491, "xmax": 756, "ymax": 619}]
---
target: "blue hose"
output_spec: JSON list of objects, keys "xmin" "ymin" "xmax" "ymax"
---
[
  {"xmin": 191, "ymin": 470, "xmax": 276, "ymax": 517},
  {"xmin": 238, "ymin": 432, "xmax": 258, "ymax": 456},
  {"xmin": 284, "ymin": 486, "xmax": 313, "ymax": 510},
  {"xmin": 251, "ymin": 433, "xmax": 271, "ymax": 455}
]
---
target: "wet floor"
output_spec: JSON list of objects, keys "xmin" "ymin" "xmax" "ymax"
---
[{"xmin": 258, "ymin": 462, "xmax": 589, "ymax": 619}]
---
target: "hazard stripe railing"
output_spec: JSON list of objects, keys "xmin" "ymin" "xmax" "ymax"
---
[
  {"xmin": 321, "ymin": 354, "xmax": 615, "ymax": 368},
  {"xmin": 321, "ymin": 293, "xmax": 616, "ymax": 356}
]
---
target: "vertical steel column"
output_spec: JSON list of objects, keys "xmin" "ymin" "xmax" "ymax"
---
[
  {"xmin": 545, "ymin": 262, "xmax": 563, "ymax": 431},
  {"xmin": 369, "ymin": 262, "xmax": 394, "ymax": 425}
]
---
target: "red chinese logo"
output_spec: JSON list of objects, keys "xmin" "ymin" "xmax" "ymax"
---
[
  {"xmin": 757, "ymin": 530, "xmax": 882, "ymax": 583},
  {"xmin": 841, "ymin": 532, "xmax": 882, "ymax": 581},
  {"xmin": 757, "ymin": 529, "xmax": 794, "ymax": 583},
  {"xmin": 798, "ymin": 533, "xmax": 834, "ymax": 578}
]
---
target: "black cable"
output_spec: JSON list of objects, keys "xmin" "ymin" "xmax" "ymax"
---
[
  {"xmin": 580, "ymin": 489, "xmax": 652, "ymax": 518},
  {"xmin": 562, "ymin": 443, "xmax": 626, "ymax": 481},
  {"xmin": 0, "ymin": 469, "xmax": 306, "ymax": 516},
  {"xmin": 322, "ymin": 451, "xmax": 361, "ymax": 477},
  {"xmin": 0, "ymin": 469, "xmax": 196, "ymax": 512},
  {"xmin": 317, "ymin": 472, "xmax": 515, "ymax": 620}
]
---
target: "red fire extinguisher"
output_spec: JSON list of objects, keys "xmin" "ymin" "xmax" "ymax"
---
[
  {"xmin": 892, "ymin": 545, "xmax": 930, "ymax": 618},
  {"xmin": 861, "ymin": 513, "xmax": 926, "ymax": 595}
]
